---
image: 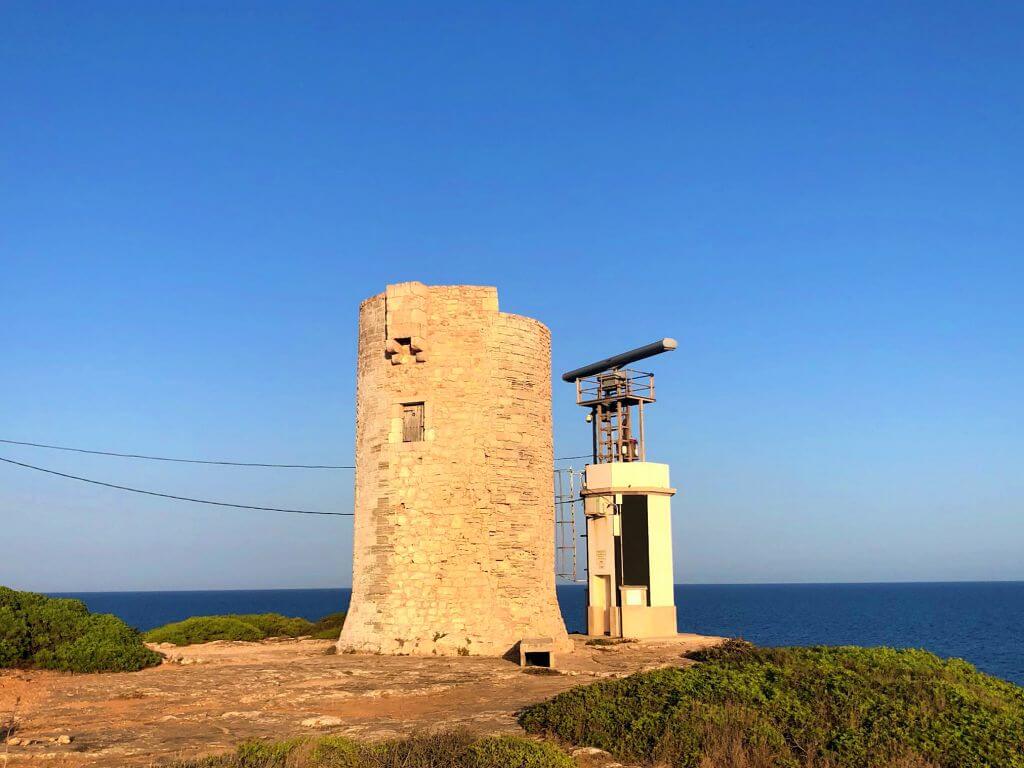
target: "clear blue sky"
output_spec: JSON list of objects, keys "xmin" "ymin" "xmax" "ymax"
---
[{"xmin": 2, "ymin": 2, "xmax": 1021, "ymax": 591}]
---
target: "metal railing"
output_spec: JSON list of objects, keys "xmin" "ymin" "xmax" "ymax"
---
[{"xmin": 576, "ymin": 369, "xmax": 655, "ymax": 407}]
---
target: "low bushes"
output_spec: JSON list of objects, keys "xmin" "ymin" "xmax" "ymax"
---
[
  {"xmin": 519, "ymin": 643, "xmax": 1024, "ymax": 768},
  {"xmin": 465, "ymin": 736, "xmax": 572, "ymax": 768},
  {"xmin": 171, "ymin": 732, "xmax": 571, "ymax": 768},
  {"xmin": 144, "ymin": 612, "xmax": 346, "ymax": 645},
  {"xmin": 238, "ymin": 614, "xmax": 317, "ymax": 639},
  {"xmin": 0, "ymin": 586, "xmax": 161, "ymax": 673},
  {"xmin": 309, "ymin": 612, "xmax": 347, "ymax": 640},
  {"xmin": 143, "ymin": 616, "xmax": 266, "ymax": 645}
]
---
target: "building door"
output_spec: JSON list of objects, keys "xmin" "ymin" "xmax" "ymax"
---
[
  {"xmin": 591, "ymin": 574, "xmax": 613, "ymax": 635},
  {"xmin": 619, "ymin": 495, "xmax": 651, "ymax": 604}
]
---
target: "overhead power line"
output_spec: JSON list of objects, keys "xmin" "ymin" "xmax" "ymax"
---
[
  {"xmin": 6, "ymin": 436, "xmax": 593, "ymax": 466},
  {"xmin": 1, "ymin": 436, "xmax": 587, "ymax": 466},
  {"xmin": 0, "ymin": 456, "xmax": 351, "ymax": 517},
  {"xmin": 0, "ymin": 438, "xmax": 353, "ymax": 469}
]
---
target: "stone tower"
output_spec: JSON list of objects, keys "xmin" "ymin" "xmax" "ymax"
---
[{"xmin": 338, "ymin": 282, "xmax": 571, "ymax": 657}]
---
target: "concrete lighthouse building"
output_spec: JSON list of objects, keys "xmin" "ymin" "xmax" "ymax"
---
[
  {"xmin": 338, "ymin": 282, "xmax": 570, "ymax": 658},
  {"xmin": 561, "ymin": 339, "xmax": 680, "ymax": 639}
]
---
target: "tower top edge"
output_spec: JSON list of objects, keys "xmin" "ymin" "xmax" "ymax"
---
[
  {"xmin": 358, "ymin": 282, "xmax": 549, "ymax": 332},
  {"xmin": 360, "ymin": 282, "xmax": 499, "ymax": 304}
]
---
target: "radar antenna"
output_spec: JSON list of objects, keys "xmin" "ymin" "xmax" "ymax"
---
[{"xmin": 561, "ymin": 338, "xmax": 677, "ymax": 463}]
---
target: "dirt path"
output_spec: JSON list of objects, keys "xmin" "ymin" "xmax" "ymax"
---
[{"xmin": 0, "ymin": 634, "xmax": 721, "ymax": 767}]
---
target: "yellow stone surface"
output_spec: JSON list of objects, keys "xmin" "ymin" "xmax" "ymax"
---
[{"xmin": 338, "ymin": 282, "xmax": 570, "ymax": 657}]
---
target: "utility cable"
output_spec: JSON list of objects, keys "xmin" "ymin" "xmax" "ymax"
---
[
  {"xmin": 0, "ymin": 456, "xmax": 351, "ymax": 517},
  {"xmin": 0, "ymin": 438, "xmax": 353, "ymax": 469},
  {"xmin": 2, "ymin": 437, "xmax": 587, "ymax": 467}
]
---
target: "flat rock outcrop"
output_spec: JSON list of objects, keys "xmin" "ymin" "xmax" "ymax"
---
[{"xmin": 0, "ymin": 633, "xmax": 721, "ymax": 767}]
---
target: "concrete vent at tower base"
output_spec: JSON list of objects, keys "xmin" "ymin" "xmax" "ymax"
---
[{"xmin": 338, "ymin": 282, "xmax": 571, "ymax": 657}]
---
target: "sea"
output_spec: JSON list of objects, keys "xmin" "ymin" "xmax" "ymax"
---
[{"xmin": 52, "ymin": 582, "xmax": 1024, "ymax": 686}]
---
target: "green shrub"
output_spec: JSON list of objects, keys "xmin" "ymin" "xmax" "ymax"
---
[
  {"xmin": 233, "ymin": 614, "xmax": 314, "ymax": 639},
  {"xmin": 367, "ymin": 729, "xmax": 475, "ymax": 766},
  {"xmin": 144, "ymin": 616, "xmax": 265, "ymax": 645},
  {"xmin": 307, "ymin": 735, "xmax": 361, "ymax": 767},
  {"xmin": 171, "ymin": 757, "xmax": 236, "ymax": 768},
  {"xmin": 519, "ymin": 643, "xmax": 1024, "ymax": 768},
  {"xmin": 465, "ymin": 736, "xmax": 573, "ymax": 768},
  {"xmin": 43, "ymin": 613, "xmax": 165, "ymax": 672},
  {"xmin": 0, "ymin": 605, "xmax": 30, "ymax": 666},
  {"xmin": 0, "ymin": 586, "xmax": 161, "ymax": 673},
  {"xmin": 170, "ymin": 732, "xmax": 571, "ymax": 768},
  {"xmin": 310, "ymin": 612, "xmax": 347, "ymax": 640},
  {"xmin": 145, "ymin": 612, "xmax": 346, "ymax": 645},
  {"xmin": 683, "ymin": 636, "xmax": 757, "ymax": 662},
  {"xmin": 235, "ymin": 738, "xmax": 304, "ymax": 768}
]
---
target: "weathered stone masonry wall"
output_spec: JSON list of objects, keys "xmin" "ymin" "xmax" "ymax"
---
[{"xmin": 338, "ymin": 282, "xmax": 570, "ymax": 656}]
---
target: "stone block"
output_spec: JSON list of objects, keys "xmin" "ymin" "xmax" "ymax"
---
[{"xmin": 519, "ymin": 637, "xmax": 556, "ymax": 668}]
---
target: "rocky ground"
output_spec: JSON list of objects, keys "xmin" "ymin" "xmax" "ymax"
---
[{"xmin": 0, "ymin": 633, "xmax": 722, "ymax": 767}]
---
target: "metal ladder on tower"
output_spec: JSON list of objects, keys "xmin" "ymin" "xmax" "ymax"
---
[{"xmin": 553, "ymin": 467, "xmax": 586, "ymax": 583}]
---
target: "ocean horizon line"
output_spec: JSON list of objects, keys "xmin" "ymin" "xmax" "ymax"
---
[{"xmin": 41, "ymin": 578, "xmax": 1024, "ymax": 595}]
